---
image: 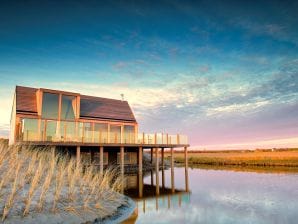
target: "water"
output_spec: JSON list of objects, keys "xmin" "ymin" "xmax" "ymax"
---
[{"xmin": 124, "ymin": 167, "xmax": 298, "ymax": 224}]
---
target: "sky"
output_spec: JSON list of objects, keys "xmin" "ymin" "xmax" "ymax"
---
[{"xmin": 0, "ymin": 0, "xmax": 298, "ymax": 149}]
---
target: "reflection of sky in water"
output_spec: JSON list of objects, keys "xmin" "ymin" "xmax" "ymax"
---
[{"xmin": 134, "ymin": 167, "xmax": 298, "ymax": 224}]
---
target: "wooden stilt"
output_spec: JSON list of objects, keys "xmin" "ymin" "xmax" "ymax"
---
[
  {"xmin": 120, "ymin": 146, "xmax": 124, "ymax": 193},
  {"xmin": 100, "ymin": 146, "xmax": 104, "ymax": 175},
  {"xmin": 138, "ymin": 146, "xmax": 143, "ymax": 198},
  {"xmin": 184, "ymin": 146, "xmax": 189, "ymax": 192},
  {"xmin": 171, "ymin": 147, "xmax": 175, "ymax": 193},
  {"xmin": 76, "ymin": 146, "xmax": 80, "ymax": 166},
  {"xmin": 155, "ymin": 148, "xmax": 159, "ymax": 195},
  {"xmin": 161, "ymin": 148, "xmax": 165, "ymax": 189}
]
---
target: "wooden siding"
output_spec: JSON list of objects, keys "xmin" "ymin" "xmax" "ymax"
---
[{"xmin": 16, "ymin": 86, "xmax": 38, "ymax": 114}]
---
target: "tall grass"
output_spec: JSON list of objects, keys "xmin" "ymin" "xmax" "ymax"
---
[{"xmin": 0, "ymin": 140, "xmax": 126, "ymax": 221}]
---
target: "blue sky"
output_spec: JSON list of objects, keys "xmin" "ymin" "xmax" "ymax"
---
[{"xmin": 0, "ymin": 0, "xmax": 298, "ymax": 148}]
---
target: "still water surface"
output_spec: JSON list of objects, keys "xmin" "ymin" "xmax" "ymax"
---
[{"xmin": 125, "ymin": 167, "xmax": 298, "ymax": 224}]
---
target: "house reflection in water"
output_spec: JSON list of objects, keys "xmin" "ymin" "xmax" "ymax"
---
[{"xmin": 122, "ymin": 166, "xmax": 190, "ymax": 223}]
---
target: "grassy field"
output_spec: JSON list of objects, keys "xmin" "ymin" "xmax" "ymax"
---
[
  {"xmin": 0, "ymin": 139, "xmax": 127, "ymax": 222},
  {"xmin": 165, "ymin": 149, "xmax": 298, "ymax": 167}
]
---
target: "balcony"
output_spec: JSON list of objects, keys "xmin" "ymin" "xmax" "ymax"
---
[{"xmin": 18, "ymin": 118, "xmax": 188, "ymax": 146}]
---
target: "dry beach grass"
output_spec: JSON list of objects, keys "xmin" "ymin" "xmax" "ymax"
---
[{"xmin": 0, "ymin": 139, "xmax": 128, "ymax": 223}]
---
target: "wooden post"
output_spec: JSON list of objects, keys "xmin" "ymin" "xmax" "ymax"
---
[
  {"xmin": 171, "ymin": 147, "xmax": 175, "ymax": 193},
  {"xmin": 143, "ymin": 199, "xmax": 146, "ymax": 213},
  {"xmin": 184, "ymin": 146, "xmax": 189, "ymax": 192},
  {"xmin": 138, "ymin": 146, "xmax": 143, "ymax": 198},
  {"xmin": 161, "ymin": 148, "xmax": 165, "ymax": 189},
  {"xmin": 155, "ymin": 148, "xmax": 159, "ymax": 195},
  {"xmin": 51, "ymin": 146, "xmax": 56, "ymax": 157},
  {"xmin": 150, "ymin": 148, "xmax": 153, "ymax": 164},
  {"xmin": 161, "ymin": 148, "xmax": 164, "ymax": 168},
  {"xmin": 120, "ymin": 146, "xmax": 124, "ymax": 193},
  {"xmin": 107, "ymin": 124, "xmax": 110, "ymax": 143},
  {"xmin": 76, "ymin": 146, "xmax": 80, "ymax": 166},
  {"xmin": 121, "ymin": 125, "xmax": 124, "ymax": 143},
  {"xmin": 142, "ymin": 132, "xmax": 145, "ymax": 144},
  {"xmin": 100, "ymin": 146, "xmax": 104, "ymax": 176}
]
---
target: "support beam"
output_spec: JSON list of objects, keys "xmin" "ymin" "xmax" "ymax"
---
[
  {"xmin": 155, "ymin": 148, "xmax": 159, "ymax": 195},
  {"xmin": 100, "ymin": 146, "xmax": 104, "ymax": 176},
  {"xmin": 161, "ymin": 148, "xmax": 165, "ymax": 189},
  {"xmin": 76, "ymin": 146, "xmax": 80, "ymax": 166},
  {"xmin": 150, "ymin": 148, "xmax": 153, "ymax": 164},
  {"xmin": 171, "ymin": 147, "xmax": 175, "ymax": 193},
  {"xmin": 120, "ymin": 146, "xmax": 125, "ymax": 193},
  {"xmin": 138, "ymin": 146, "xmax": 143, "ymax": 198},
  {"xmin": 51, "ymin": 146, "xmax": 56, "ymax": 157},
  {"xmin": 184, "ymin": 146, "xmax": 189, "ymax": 192}
]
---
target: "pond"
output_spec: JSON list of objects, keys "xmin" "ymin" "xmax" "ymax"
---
[{"xmin": 123, "ymin": 166, "xmax": 298, "ymax": 224}]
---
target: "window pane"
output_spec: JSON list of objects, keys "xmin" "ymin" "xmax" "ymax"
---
[
  {"xmin": 42, "ymin": 92, "xmax": 59, "ymax": 119},
  {"xmin": 84, "ymin": 123, "xmax": 93, "ymax": 142},
  {"xmin": 61, "ymin": 95, "xmax": 76, "ymax": 120}
]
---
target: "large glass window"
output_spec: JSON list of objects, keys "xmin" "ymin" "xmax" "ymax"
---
[
  {"xmin": 42, "ymin": 93, "xmax": 59, "ymax": 119},
  {"xmin": 61, "ymin": 95, "xmax": 76, "ymax": 120}
]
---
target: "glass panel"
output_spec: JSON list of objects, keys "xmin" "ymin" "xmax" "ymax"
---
[
  {"xmin": 43, "ymin": 120, "xmax": 58, "ymax": 141},
  {"xmin": 123, "ymin": 125, "xmax": 135, "ymax": 143},
  {"xmin": 22, "ymin": 118, "xmax": 38, "ymax": 141},
  {"xmin": 60, "ymin": 121, "xmax": 76, "ymax": 141},
  {"xmin": 42, "ymin": 92, "xmax": 59, "ymax": 119},
  {"xmin": 61, "ymin": 95, "xmax": 76, "ymax": 120},
  {"xmin": 78, "ymin": 122, "xmax": 84, "ymax": 141},
  {"xmin": 94, "ymin": 123, "xmax": 108, "ymax": 143},
  {"xmin": 84, "ymin": 122, "xmax": 93, "ymax": 143},
  {"xmin": 110, "ymin": 125, "xmax": 121, "ymax": 143}
]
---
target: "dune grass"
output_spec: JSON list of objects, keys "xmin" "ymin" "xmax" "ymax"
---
[
  {"xmin": 167, "ymin": 149, "xmax": 298, "ymax": 167},
  {"xmin": 0, "ymin": 139, "xmax": 127, "ymax": 222}
]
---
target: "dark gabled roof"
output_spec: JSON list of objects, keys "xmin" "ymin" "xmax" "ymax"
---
[
  {"xmin": 15, "ymin": 86, "xmax": 137, "ymax": 122},
  {"xmin": 80, "ymin": 95, "xmax": 136, "ymax": 122},
  {"xmin": 16, "ymin": 86, "xmax": 38, "ymax": 114}
]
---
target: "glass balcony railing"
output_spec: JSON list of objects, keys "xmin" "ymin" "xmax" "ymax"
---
[{"xmin": 18, "ymin": 118, "xmax": 188, "ymax": 145}]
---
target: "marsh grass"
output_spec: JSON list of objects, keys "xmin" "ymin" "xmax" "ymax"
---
[
  {"xmin": 169, "ymin": 150, "xmax": 298, "ymax": 167},
  {"xmin": 0, "ymin": 139, "xmax": 126, "ymax": 221}
]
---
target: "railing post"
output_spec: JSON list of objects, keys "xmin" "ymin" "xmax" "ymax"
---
[
  {"xmin": 100, "ymin": 146, "xmax": 104, "ymax": 176},
  {"xmin": 143, "ymin": 132, "xmax": 145, "ymax": 144}
]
